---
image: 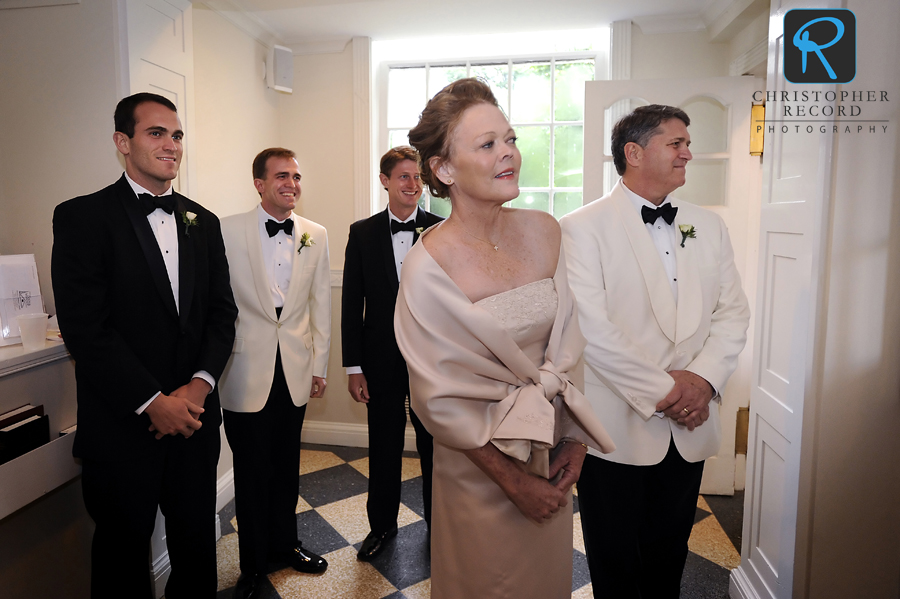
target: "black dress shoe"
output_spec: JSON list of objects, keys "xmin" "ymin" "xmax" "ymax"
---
[
  {"xmin": 357, "ymin": 526, "xmax": 398, "ymax": 561},
  {"xmin": 273, "ymin": 544, "xmax": 328, "ymax": 574},
  {"xmin": 233, "ymin": 572, "xmax": 264, "ymax": 599}
]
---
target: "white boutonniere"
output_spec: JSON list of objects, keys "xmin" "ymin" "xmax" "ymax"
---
[
  {"xmin": 298, "ymin": 232, "xmax": 315, "ymax": 254},
  {"xmin": 181, "ymin": 211, "xmax": 198, "ymax": 236},
  {"xmin": 415, "ymin": 226, "xmax": 424, "ymax": 235},
  {"xmin": 678, "ymin": 224, "xmax": 697, "ymax": 248}
]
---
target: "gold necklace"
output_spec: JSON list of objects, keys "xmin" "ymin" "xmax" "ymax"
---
[{"xmin": 458, "ymin": 221, "xmax": 500, "ymax": 251}]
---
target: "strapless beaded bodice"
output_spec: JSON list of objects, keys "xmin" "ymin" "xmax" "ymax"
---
[{"xmin": 475, "ymin": 279, "xmax": 557, "ymax": 357}]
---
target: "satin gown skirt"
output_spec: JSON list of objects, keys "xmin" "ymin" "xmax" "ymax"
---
[
  {"xmin": 429, "ymin": 279, "xmax": 573, "ymax": 599},
  {"xmin": 430, "ymin": 442, "xmax": 574, "ymax": 599}
]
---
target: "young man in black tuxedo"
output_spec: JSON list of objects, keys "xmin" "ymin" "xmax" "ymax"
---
[
  {"xmin": 52, "ymin": 92, "xmax": 237, "ymax": 598},
  {"xmin": 341, "ymin": 146, "xmax": 442, "ymax": 560}
]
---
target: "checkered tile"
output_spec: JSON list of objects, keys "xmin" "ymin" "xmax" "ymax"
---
[{"xmin": 216, "ymin": 443, "xmax": 743, "ymax": 598}]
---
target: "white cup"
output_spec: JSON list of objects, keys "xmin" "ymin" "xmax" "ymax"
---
[{"xmin": 17, "ymin": 313, "xmax": 49, "ymax": 353}]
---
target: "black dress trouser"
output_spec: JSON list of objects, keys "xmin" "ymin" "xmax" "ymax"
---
[
  {"xmin": 223, "ymin": 347, "xmax": 307, "ymax": 574},
  {"xmin": 365, "ymin": 360, "xmax": 433, "ymax": 533},
  {"xmin": 577, "ymin": 436, "xmax": 705, "ymax": 599}
]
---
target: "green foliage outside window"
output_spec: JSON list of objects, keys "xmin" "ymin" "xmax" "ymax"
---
[{"xmin": 388, "ymin": 57, "xmax": 595, "ymax": 220}]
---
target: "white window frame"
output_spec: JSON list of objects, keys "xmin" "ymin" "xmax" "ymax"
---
[{"xmin": 371, "ymin": 32, "xmax": 609, "ymax": 218}]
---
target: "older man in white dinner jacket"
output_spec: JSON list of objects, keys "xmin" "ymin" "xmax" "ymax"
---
[
  {"xmin": 219, "ymin": 148, "xmax": 331, "ymax": 599},
  {"xmin": 560, "ymin": 105, "xmax": 750, "ymax": 599}
]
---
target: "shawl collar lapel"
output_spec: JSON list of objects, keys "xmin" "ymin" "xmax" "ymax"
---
[
  {"xmin": 175, "ymin": 195, "xmax": 195, "ymax": 329},
  {"xmin": 245, "ymin": 208, "xmax": 278, "ymax": 321},
  {"xmin": 378, "ymin": 208, "xmax": 400, "ymax": 294},
  {"xmin": 672, "ymin": 202, "xmax": 702, "ymax": 342},
  {"xmin": 611, "ymin": 185, "xmax": 677, "ymax": 343},
  {"xmin": 118, "ymin": 177, "xmax": 178, "ymax": 319},
  {"xmin": 280, "ymin": 213, "xmax": 306, "ymax": 318}
]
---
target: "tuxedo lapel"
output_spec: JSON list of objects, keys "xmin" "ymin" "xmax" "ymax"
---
[
  {"xmin": 118, "ymin": 178, "xmax": 179, "ymax": 319},
  {"xmin": 280, "ymin": 213, "xmax": 307, "ymax": 318},
  {"xmin": 413, "ymin": 206, "xmax": 427, "ymax": 245},
  {"xmin": 175, "ymin": 195, "xmax": 195, "ymax": 329},
  {"xmin": 673, "ymin": 204, "xmax": 702, "ymax": 342},
  {"xmin": 378, "ymin": 209, "xmax": 400, "ymax": 294},
  {"xmin": 245, "ymin": 209, "xmax": 278, "ymax": 321},
  {"xmin": 611, "ymin": 186, "xmax": 677, "ymax": 342}
]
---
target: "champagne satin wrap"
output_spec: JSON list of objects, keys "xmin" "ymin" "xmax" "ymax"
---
[{"xmin": 394, "ymin": 232, "xmax": 615, "ymax": 479}]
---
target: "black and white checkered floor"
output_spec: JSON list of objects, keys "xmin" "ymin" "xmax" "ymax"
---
[{"xmin": 215, "ymin": 443, "xmax": 743, "ymax": 599}]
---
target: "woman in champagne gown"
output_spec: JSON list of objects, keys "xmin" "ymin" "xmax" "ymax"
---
[{"xmin": 395, "ymin": 78, "xmax": 616, "ymax": 599}]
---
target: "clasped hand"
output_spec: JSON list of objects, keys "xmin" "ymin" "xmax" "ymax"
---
[
  {"xmin": 509, "ymin": 442, "xmax": 587, "ymax": 524},
  {"xmin": 655, "ymin": 370, "xmax": 714, "ymax": 431},
  {"xmin": 146, "ymin": 378, "xmax": 210, "ymax": 440}
]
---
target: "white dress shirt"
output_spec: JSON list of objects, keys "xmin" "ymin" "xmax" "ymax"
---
[
  {"xmin": 621, "ymin": 181, "xmax": 679, "ymax": 303},
  {"xmin": 257, "ymin": 204, "xmax": 294, "ymax": 309},
  {"xmin": 345, "ymin": 206, "xmax": 416, "ymax": 376},
  {"xmin": 124, "ymin": 173, "xmax": 214, "ymax": 413}
]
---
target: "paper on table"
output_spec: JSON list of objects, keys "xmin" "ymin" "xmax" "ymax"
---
[{"xmin": 0, "ymin": 255, "xmax": 44, "ymax": 343}]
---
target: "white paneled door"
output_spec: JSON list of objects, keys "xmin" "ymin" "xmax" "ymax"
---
[
  {"xmin": 730, "ymin": 0, "xmax": 838, "ymax": 598},
  {"xmin": 121, "ymin": 0, "xmax": 196, "ymax": 196},
  {"xmin": 583, "ymin": 76, "xmax": 762, "ymax": 495}
]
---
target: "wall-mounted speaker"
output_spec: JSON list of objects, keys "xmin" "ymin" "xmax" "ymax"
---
[{"xmin": 266, "ymin": 45, "xmax": 294, "ymax": 93}]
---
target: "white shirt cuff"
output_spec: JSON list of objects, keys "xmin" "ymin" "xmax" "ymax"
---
[
  {"xmin": 193, "ymin": 371, "xmax": 215, "ymax": 392},
  {"xmin": 345, "ymin": 366, "xmax": 363, "ymax": 375},
  {"xmin": 136, "ymin": 392, "xmax": 161, "ymax": 415}
]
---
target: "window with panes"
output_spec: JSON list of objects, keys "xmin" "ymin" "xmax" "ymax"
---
[{"xmin": 385, "ymin": 56, "xmax": 596, "ymax": 219}]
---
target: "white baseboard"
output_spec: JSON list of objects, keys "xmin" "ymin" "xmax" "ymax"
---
[
  {"xmin": 730, "ymin": 566, "xmax": 761, "ymax": 599},
  {"xmin": 301, "ymin": 420, "xmax": 418, "ymax": 452}
]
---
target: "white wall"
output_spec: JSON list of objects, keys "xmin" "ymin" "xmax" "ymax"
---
[
  {"xmin": 0, "ymin": 0, "xmax": 122, "ymax": 315},
  {"xmin": 192, "ymin": 4, "xmax": 280, "ymax": 219},
  {"xmin": 631, "ymin": 25, "xmax": 729, "ymax": 80},
  {"xmin": 0, "ymin": 3, "xmax": 121, "ymax": 595},
  {"xmin": 279, "ymin": 45, "xmax": 369, "ymax": 433}
]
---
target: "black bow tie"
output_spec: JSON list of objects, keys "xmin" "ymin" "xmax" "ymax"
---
[
  {"xmin": 391, "ymin": 220, "xmax": 418, "ymax": 235},
  {"xmin": 138, "ymin": 193, "xmax": 176, "ymax": 216},
  {"xmin": 641, "ymin": 203, "xmax": 678, "ymax": 225},
  {"xmin": 265, "ymin": 218, "xmax": 294, "ymax": 237}
]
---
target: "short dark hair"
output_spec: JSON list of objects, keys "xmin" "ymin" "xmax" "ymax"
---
[
  {"xmin": 611, "ymin": 104, "xmax": 691, "ymax": 176},
  {"xmin": 252, "ymin": 147, "xmax": 297, "ymax": 181},
  {"xmin": 408, "ymin": 78, "xmax": 499, "ymax": 198},
  {"xmin": 380, "ymin": 146, "xmax": 419, "ymax": 181},
  {"xmin": 114, "ymin": 92, "xmax": 177, "ymax": 138}
]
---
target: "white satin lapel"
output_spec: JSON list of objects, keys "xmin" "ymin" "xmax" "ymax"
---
[
  {"xmin": 611, "ymin": 187, "xmax": 677, "ymax": 343},
  {"xmin": 246, "ymin": 210, "xmax": 277, "ymax": 321},
  {"xmin": 673, "ymin": 204, "xmax": 702, "ymax": 343},
  {"xmin": 280, "ymin": 213, "xmax": 307, "ymax": 318}
]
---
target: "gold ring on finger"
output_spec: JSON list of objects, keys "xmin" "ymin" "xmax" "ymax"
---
[{"xmin": 682, "ymin": 408, "xmax": 690, "ymax": 415}]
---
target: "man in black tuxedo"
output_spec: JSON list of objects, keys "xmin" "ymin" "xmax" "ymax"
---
[
  {"xmin": 51, "ymin": 92, "xmax": 237, "ymax": 599},
  {"xmin": 342, "ymin": 146, "xmax": 442, "ymax": 560}
]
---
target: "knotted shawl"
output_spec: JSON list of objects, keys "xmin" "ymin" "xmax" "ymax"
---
[{"xmin": 395, "ymin": 231, "xmax": 615, "ymax": 479}]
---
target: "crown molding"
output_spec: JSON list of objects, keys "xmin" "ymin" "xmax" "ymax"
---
[
  {"xmin": 202, "ymin": 0, "xmax": 279, "ymax": 48},
  {"xmin": 0, "ymin": 0, "xmax": 77, "ymax": 8},
  {"xmin": 632, "ymin": 13, "xmax": 706, "ymax": 35},
  {"xmin": 285, "ymin": 37, "xmax": 352, "ymax": 56},
  {"xmin": 705, "ymin": 0, "xmax": 768, "ymax": 43},
  {"xmin": 729, "ymin": 37, "xmax": 767, "ymax": 76}
]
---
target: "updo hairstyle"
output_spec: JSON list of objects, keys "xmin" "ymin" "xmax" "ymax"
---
[{"xmin": 407, "ymin": 78, "xmax": 499, "ymax": 199}]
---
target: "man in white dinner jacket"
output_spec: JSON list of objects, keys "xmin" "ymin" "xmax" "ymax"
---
[
  {"xmin": 560, "ymin": 105, "xmax": 750, "ymax": 599},
  {"xmin": 219, "ymin": 147, "xmax": 331, "ymax": 599}
]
